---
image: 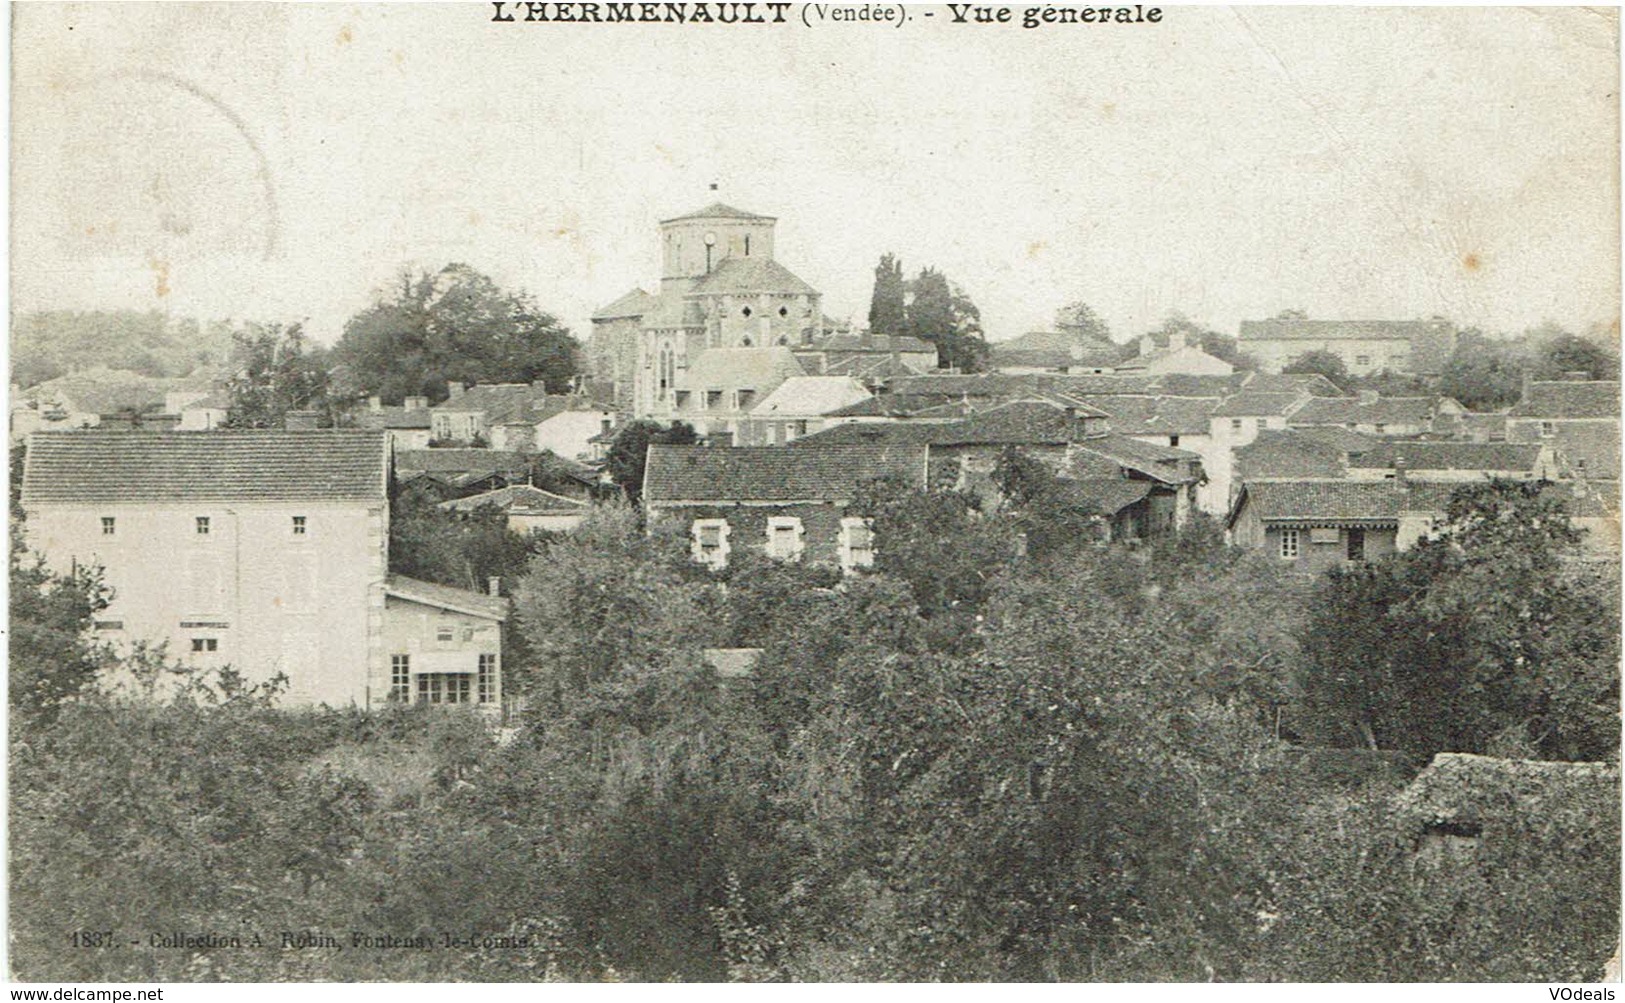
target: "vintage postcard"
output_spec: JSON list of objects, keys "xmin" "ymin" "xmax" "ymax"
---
[{"xmin": 7, "ymin": 2, "xmax": 1620, "ymax": 989}]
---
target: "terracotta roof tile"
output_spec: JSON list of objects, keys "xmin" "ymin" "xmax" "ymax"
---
[
  {"xmin": 22, "ymin": 430, "xmax": 389, "ymax": 506},
  {"xmin": 645, "ymin": 443, "xmax": 926, "ymax": 503}
]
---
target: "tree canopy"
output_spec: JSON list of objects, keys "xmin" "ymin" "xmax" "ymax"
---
[
  {"xmin": 331, "ymin": 264, "xmax": 579, "ymax": 404},
  {"xmin": 604, "ymin": 420, "xmax": 699, "ymax": 501},
  {"xmin": 904, "ymin": 266, "xmax": 988, "ymax": 373},
  {"xmin": 866, "ymin": 253, "xmax": 907, "ymax": 337},
  {"xmin": 222, "ymin": 323, "xmax": 333, "ymax": 429},
  {"xmin": 1282, "ymin": 349, "xmax": 1351, "ymax": 390}
]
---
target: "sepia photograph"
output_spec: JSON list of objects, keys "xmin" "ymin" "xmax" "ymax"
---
[{"xmin": 6, "ymin": 1, "xmax": 1622, "ymax": 986}]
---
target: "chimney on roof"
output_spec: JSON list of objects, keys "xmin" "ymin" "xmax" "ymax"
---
[
  {"xmin": 488, "ymin": 576, "xmax": 501, "ymax": 597},
  {"xmin": 1139, "ymin": 333, "xmax": 1157, "ymax": 357},
  {"xmin": 448, "ymin": 382, "xmax": 466, "ymax": 400},
  {"xmin": 368, "ymin": 395, "xmax": 382, "ymax": 412},
  {"xmin": 1167, "ymin": 330, "xmax": 1187, "ymax": 353},
  {"xmin": 404, "ymin": 396, "xmax": 427, "ymax": 411}
]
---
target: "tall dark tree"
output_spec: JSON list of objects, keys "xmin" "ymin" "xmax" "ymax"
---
[
  {"xmin": 1534, "ymin": 330, "xmax": 1619, "ymax": 381},
  {"xmin": 1296, "ymin": 479, "xmax": 1619, "ymax": 760},
  {"xmin": 1054, "ymin": 301, "xmax": 1112, "ymax": 345},
  {"xmin": 867, "ymin": 253, "xmax": 907, "ymax": 337},
  {"xmin": 223, "ymin": 323, "xmax": 332, "ymax": 429},
  {"xmin": 904, "ymin": 267, "xmax": 989, "ymax": 373},
  {"xmin": 331, "ymin": 263, "xmax": 579, "ymax": 404},
  {"xmin": 1438, "ymin": 328, "xmax": 1529, "ymax": 410},
  {"xmin": 605, "ymin": 420, "xmax": 699, "ymax": 502}
]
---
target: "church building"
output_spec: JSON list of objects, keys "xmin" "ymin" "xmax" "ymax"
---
[{"xmin": 588, "ymin": 201, "xmax": 828, "ymax": 441}]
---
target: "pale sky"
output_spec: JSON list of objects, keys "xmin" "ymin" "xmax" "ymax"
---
[{"xmin": 10, "ymin": 4, "xmax": 1620, "ymax": 349}]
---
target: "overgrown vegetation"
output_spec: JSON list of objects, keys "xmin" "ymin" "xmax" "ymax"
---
[{"xmin": 10, "ymin": 477, "xmax": 1619, "ymax": 981}]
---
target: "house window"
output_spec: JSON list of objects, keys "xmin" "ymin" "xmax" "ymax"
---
[
  {"xmin": 765, "ymin": 517, "xmax": 805, "ymax": 561},
  {"xmin": 794, "ymin": 420, "xmax": 809, "ymax": 436},
  {"xmin": 190, "ymin": 637, "xmax": 219, "ymax": 653},
  {"xmin": 101, "ymin": 516, "xmax": 116, "ymax": 536},
  {"xmin": 745, "ymin": 235, "xmax": 751, "ymax": 256},
  {"xmin": 1169, "ymin": 435, "xmax": 1180, "ymax": 447},
  {"xmin": 478, "ymin": 653, "xmax": 497, "ymax": 704},
  {"xmin": 1373, "ymin": 423, "xmax": 1386, "ymax": 434},
  {"xmin": 1279, "ymin": 529, "xmax": 1300, "ymax": 560},
  {"xmin": 1540, "ymin": 421, "xmax": 1555, "ymax": 437},
  {"xmin": 706, "ymin": 390, "xmax": 723, "ymax": 410},
  {"xmin": 416, "ymin": 673, "xmax": 471, "ymax": 705},
  {"xmin": 1577, "ymin": 458, "xmax": 1588, "ymax": 475},
  {"xmin": 692, "ymin": 518, "xmax": 730, "ymax": 568},
  {"xmin": 391, "ymin": 655, "xmax": 411, "ymax": 702},
  {"xmin": 436, "ymin": 625, "xmax": 454, "ymax": 643},
  {"xmin": 292, "ymin": 515, "xmax": 307, "ymax": 536},
  {"xmin": 195, "ymin": 516, "xmax": 211, "ymax": 536},
  {"xmin": 1230, "ymin": 418, "xmax": 1243, "ymax": 432},
  {"xmin": 736, "ymin": 389, "xmax": 757, "ymax": 411},
  {"xmin": 1346, "ymin": 528, "xmax": 1366, "ymax": 562},
  {"xmin": 1355, "ymin": 355, "xmax": 1371, "ymax": 367},
  {"xmin": 840, "ymin": 517, "xmax": 875, "ymax": 572}
]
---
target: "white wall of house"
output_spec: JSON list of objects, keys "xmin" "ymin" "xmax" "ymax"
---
[
  {"xmin": 536, "ymin": 409, "xmax": 615, "ymax": 461},
  {"xmin": 381, "ymin": 596, "xmax": 502, "ymax": 708},
  {"xmin": 26, "ymin": 502, "xmax": 387, "ymax": 707}
]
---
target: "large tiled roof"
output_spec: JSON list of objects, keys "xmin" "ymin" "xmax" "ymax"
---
[
  {"xmin": 677, "ymin": 347, "xmax": 806, "ymax": 392},
  {"xmin": 383, "ymin": 574, "xmax": 508, "ymax": 620},
  {"xmin": 644, "ymin": 443, "xmax": 927, "ymax": 503},
  {"xmin": 1072, "ymin": 434, "xmax": 1200, "ymax": 483},
  {"xmin": 1289, "ymin": 396, "xmax": 1441, "ymax": 426},
  {"xmin": 813, "ymin": 333, "xmax": 937, "ymax": 355},
  {"xmin": 689, "ymin": 256, "xmax": 818, "ymax": 296},
  {"xmin": 660, "ymin": 202, "xmax": 774, "ymax": 224},
  {"xmin": 1053, "ymin": 477, "xmax": 1154, "ymax": 515},
  {"xmin": 815, "ymin": 352, "xmax": 929, "ymax": 382},
  {"xmin": 1085, "ymin": 395, "xmax": 1219, "ymax": 435},
  {"xmin": 1235, "ymin": 430, "xmax": 1352, "ymax": 480},
  {"xmin": 643, "ymin": 291, "xmax": 706, "ymax": 330},
  {"xmin": 432, "ymin": 383, "xmax": 550, "ymax": 419},
  {"xmin": 1348, "ymin": 441, "xmax": 1544, "ymax": 473},
  {"xmin": 591, "ymin": 287, "xmax": 658, "ymax": 321},
  {"xmin": 1212, "ymin": 392, "xmax": 1307, "ymax": 418},
  {"xmin": 438, "ymin": 483, "xmax": 587, "ymax": 514},
  {"xmin": 21, "ymin": 430, "xmax": 389, "ymax": 506},
  {"xmin": 16, "ymin": 370, "xmax": 185, "ymax": 417},
  {"xmin": 795, "ymin": 400, "xmax": 1108, "ymax": 448},
  {"xmin": 751, "ymin": 376, "xmax": 871, "ymax": 417},
  {"xmin": 1239, "ymin": 372, "xmax": 1346, "ymax": 397},
  {"xmin": 989, "ymin": 330, "xmax": 1124, "ymax": 371},
  {"xmin": 1509, "ymin": 381, "xmax": 1621, "ymax": 419},
  {"xmin": 822, "ymin": 395, "xmax": 920, "ymax": 419},
  {"xmin": 395, "ymin": 448, "xmax": 528, "ymax": 474},
  {"xmin": 889, "ymin": 373, "xmax": 1162, "ymax": 399},
  {"xmin": 1236, "ymin": 480, "xmax": 1410, "ymax": 523},
  {"xmin": 1115, "ymin": 345, "xmax": 1234, "ymax": 374}
]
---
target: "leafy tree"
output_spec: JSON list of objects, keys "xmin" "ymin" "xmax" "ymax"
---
[
  {"xmin": 904, "ymin": 267, "xmax": 989, "ymax": 373},
  {"xmin": 604, "ymin": 420, "xmax": 698, "ymax": 501},
  {"xmin": 1054, "ymin": 301, "xmax": 1112, "ymax": 345},
  {"xmin": 1297, "ymin": 479, "xmax": 1619, "ymax": 760},
  {"xmin": 866, "ymin": 253, "xmax": 907, "ymax": 337},
  {"xmin": 10, "ymin": 310, "xmax": 232, "ymax": 388},
  {"xmin": 1438, "ymin": 328, "xmax": 1529, "ymax": 410},
  {"xmin": 1534, "ymin": 330, "xmax": 1619, "ymax": 381},
  {"xmin": 332, "ymin": 264, "xmax": 579, "ymax": 404},
  {"xmin": 223, "ymin": 323, "xmax": 332, "ymax": 429},
  {"xmin": 9, "ymin": 531, "xmax": 112, "ymax": 723},
  {"xmin": 1282, "ymin": 349, "xmax": 1351, "ymax": 391}
]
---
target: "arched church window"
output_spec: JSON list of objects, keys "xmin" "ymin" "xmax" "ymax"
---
[{"xmin": 658, "ymin": 344, "xmax": 674, "ymax": 395}]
